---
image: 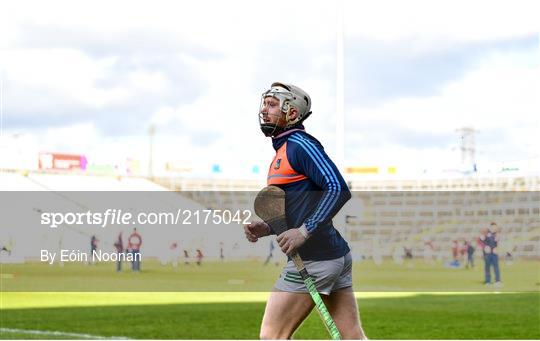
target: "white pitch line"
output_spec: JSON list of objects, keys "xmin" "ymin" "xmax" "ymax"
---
[{"xmin": 0, "ymin": 327, "xmax": 131, "ymax": 340}]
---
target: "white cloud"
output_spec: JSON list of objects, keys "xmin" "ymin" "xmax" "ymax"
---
[
  {"xmin": 345, "ymin": 45, "xmax": 539, "ymax": 169},
  {"xmin": 0, "ymin": 0, "xmax": 537, "ymax": 176},
  {"xmin": 345, "ymin": 0, "xmax": 538, "ymax": 42},
  {"xmin": 1, "ymin": 49, "xmax": 129, "ymax": 108}
]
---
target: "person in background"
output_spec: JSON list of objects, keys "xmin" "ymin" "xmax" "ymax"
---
[
  {"xmin": 450, "ymin": 239, "xmax": 460, "ymax": 267},
  {"xmin": 219, "ymin": 242, "xmax": 225, "ymax": 262},
  {"xmin": 170, "ymin": 241, "xmax": 180, "ymax": 268},
  {"xmin": 478, "ymin": 223, "xmax": 502, "ymax": 286},
  {"xmin": 114, "ymin": 232, "xmax": 124, "ymax": 272},
  {"xmin": 264, "ymin": 239, "xmax": 275, "ymax": 266},
  {"xmin": 90, "ymin": 235, "xmax": 99, "ymax": 265},
  {"xmin": 465, "ymin": 239, "xmax": 475, "ymax": 269},
  {"xmin": 183, "ymin": 249, "xmax": 190, "ymax": 265},
  {"xmin": 128, "ymin": 228, "xmax": 142, "ymax": 272},
  {"xmin": 196, "ymin": 249, "xmax": 204, "ymax": 266}
]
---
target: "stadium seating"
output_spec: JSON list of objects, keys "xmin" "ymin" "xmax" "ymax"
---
[{"xmin": 2, "ymin": 170, "xmax": 538, "ymax": 260}]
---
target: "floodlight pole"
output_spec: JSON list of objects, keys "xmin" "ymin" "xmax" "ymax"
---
[{"xmin": 336, "ymin": 0, "xmax": 345, "ymax": 173}]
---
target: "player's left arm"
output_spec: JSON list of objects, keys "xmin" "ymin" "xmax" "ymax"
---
[{"xmin": 288, "ymin": 135, "xmax": 351, "ymax": 236}]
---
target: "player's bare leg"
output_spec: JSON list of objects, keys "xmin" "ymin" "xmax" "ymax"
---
[
  {"xmin": 260, "ymin": 290, "xmax": 314, "ymax": 339},
  {"xmin": 322, "ymin": 287, "xmax": 367, "ymax": 340}
]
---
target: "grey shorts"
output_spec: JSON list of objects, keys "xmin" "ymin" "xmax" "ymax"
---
[{"xmin": 274, "ymin": 252, "xmax": 353, "ymax": 295}]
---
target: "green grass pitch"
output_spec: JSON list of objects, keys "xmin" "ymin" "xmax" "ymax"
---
[{"xmin": 1, "ymin": 259, "xmax": 539, "ymax": 339}]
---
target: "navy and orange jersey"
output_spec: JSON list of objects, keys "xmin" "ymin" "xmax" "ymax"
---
[{"xmin": 268, "ymin": 128, "xmax": 351, "ymax": 261}]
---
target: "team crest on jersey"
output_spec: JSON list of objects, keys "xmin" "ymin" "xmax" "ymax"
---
[{"xmin": 274, "ymin": 159, "xmax": 282, "ymax": 169}]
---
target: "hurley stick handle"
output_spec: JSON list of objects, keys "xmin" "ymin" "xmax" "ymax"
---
[
  {"xmin": 254, "ymin": 186, "xmax": 342, "ymax": 340},
  {"xmin": 289, "ymin": 252, "xmax": 341, "ymax": 340}
]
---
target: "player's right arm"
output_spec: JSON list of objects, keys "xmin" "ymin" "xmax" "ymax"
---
[
  {"xmin": 244, "ymin": 221, "xmax": 271, "ymax": 243},
  {"xmin": 287, "ymin": 134, "xmax": 351, "ymax": 235}
]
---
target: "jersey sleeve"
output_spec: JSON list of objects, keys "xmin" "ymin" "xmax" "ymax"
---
[{"xmin": 287, "ymin": 134, "xmax": 351, "ymax": 234}]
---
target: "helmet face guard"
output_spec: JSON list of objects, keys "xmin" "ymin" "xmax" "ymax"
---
[
  {"xmin": 258, "ymin": 82, "xmax": 312, "ymax": 137},
  {"xmin": 259, "ymin": 113, "xmax": 284, "ymax": 137}
]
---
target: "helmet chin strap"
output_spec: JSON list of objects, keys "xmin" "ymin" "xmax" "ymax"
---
[
  {"xmin": 260, "ymin": 108, "xmax": 292, "ymax": 137},
  {"xmin": 260, "ymin": 123, "xmax": 284, "ymax": 137}
]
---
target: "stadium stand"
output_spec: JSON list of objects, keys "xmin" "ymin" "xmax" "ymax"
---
[
  {"xmin": 156, "ymin": 174, "xmax": 539, "ymax": 260},
  {"xmin": 1, "ymin": 170, "xmax": 538, "ymax": 261}
]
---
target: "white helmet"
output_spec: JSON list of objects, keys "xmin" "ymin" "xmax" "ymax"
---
[{"xmin": 259, "ymin": 82, "xmax": 312, "ymax": 136}]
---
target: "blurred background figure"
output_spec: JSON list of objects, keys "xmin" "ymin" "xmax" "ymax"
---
[
  {"xmin": 465, "ymin": 239, "xmax": 475, "ymax": 269},
  {"xmin": 113, "ymin": 232, "xmax": 124, "ymax": 272},
  {"xmin": 219, "ymin": 241, "xmax": 225, "ymax": 262},
  {"xmin": 128, "ymin": 228, "xmax": 142, "ymax": 272},
  {"xmin": 90, "ymin": 235, "xmax": 99, "ymax": 265},
  {"xmin": 478, "ymin": 223, "xmax": 502, "ymax": 286},
  {"xmin": 196, "ymin": 249, "xmax": 204, "ymax": 266},
  {"xmin": 169, "ymin": 241, "xmax": 180, "ymax": 268},
  {"xmin": 263, "ymin": 240, "xmax": 275, "ymax": 266},
  {"xmin": 450, "ymin": 239, "xmax": 460, "ymax": 268},
  {"xmin": 423, "ymin": 237, "xmax": 434, "ymax": 264},
  {"xmin": 183, "ymin": 250, "xmax": 190, "ymax": 265}
]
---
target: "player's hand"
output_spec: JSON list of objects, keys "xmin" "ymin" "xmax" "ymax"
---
[
  {"xmin": 244, "ymin": 221, "xmax": 270, "ymax": 243},
  {"xmin": 276, "ymin": 228, "xmax": 307, "ymax": 256}
]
